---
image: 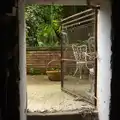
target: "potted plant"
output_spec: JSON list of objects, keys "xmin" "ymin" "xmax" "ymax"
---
[{"xmin": 46, "ymin": 65, "xmax": 61, "ymax": 81}]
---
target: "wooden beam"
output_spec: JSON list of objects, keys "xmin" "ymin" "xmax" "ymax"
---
[
  {"xmin": 61, "ymin": 8, "xmax": 93, "ymax": 22},
  {"xmin": 62, "ymin": 18, "xmax": 95, "ymax": 29},
  {"xmin": 62, "ymin": 12, "xmax": 95, "ymax": 26}
]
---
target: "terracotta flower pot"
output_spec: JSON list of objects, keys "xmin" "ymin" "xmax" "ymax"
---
[{"xmin": 46, "ymin": 70, "xmax": 61, "ymax": 81}]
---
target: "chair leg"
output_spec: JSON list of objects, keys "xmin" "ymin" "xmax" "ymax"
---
[
  {"xmin": 89, "ymin": 73, "xmax": 95, "ymax": 93},
  {"xmin": 79, "ymin": 64, "xmax": 82, "ymax": 79},
  {"xmin": 91, "ymin": 75, "xmax": 95, "ymax": 94},
  {"xmin": 86, "ymin": 72, "xmax": 95, "ymax": 100},
  {"xmin": 88, "ymin": 73, "xmax": 92, "ymax": 92},
  {"xmin": 73, "ymin": 65, "xmax": 78, "ymax": 76}
]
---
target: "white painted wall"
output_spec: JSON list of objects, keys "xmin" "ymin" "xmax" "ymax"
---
[
  {"xmin": 18, "ymin": 1, "xmax": 27, "ymax": 120},
  {"xmin": 97, "ymin": 1, "xmax": 111, "ymax": 120}
]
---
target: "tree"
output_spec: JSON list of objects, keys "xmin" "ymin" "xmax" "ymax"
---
[{"xmin": 25, "ymin": 4, "xmax": 63, "ymax": 47}]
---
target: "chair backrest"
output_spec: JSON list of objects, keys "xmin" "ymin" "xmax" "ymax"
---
[
  {"xmin": 78, "ymin": 45, "xmax": 88, "ymax": 61},
  {"xmin": 88, "ymin": 37, "xmax": 95, "ymax": 53},
  {"xmin": 72, "ymin": 44, "xmax": 87, "ymax": 61},
  {"xmin": 72, "ymin": 44, "xmax": 79, "ymax": 61},
  {"xmin": 84, "ymin": 52, "xmax": 95, "ymax": 70}
]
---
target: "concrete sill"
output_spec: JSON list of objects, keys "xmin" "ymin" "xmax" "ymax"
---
[{"xmin": 27, "ymin": 110, "xmax": 98, "ymax": 120}]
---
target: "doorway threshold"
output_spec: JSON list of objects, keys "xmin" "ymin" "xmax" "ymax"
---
[
  {"xmin": 27, "ymin": 110, "xmax": 98, "ymax": 120},
  {"xmin": 27, "ymin": 109, "xmax": 98, "ymax": 116}
]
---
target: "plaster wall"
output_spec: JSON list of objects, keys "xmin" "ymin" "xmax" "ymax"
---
[
  {"xmin": 97, "ymin": 1, "xmax": 111, "ymax": 120},
  {"xmin": 19, "ymin": 1, "xmax": 27, "ymax": 120}
]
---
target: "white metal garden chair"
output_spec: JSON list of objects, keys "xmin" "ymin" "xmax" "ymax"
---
[
  {"xmin": 88, "ymin": 36, "xmax": 95, "ymax": 53},
  {"xmin": 85, "ymin": 52, "xmax": 96, "ymax": 91},
  {"xmin": 84, "ymin": 36, "xmax": 97, "ymax": 99},
  {"xmin": 84, "ymin": 51, "xmax": 98, "ymax": 100},
  {"xmin": 72, "ymin": 44, "xmax": 87, "ymax": 79}
]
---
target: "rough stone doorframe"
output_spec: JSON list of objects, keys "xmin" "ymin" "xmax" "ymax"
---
[{"xmin": 19, "ymin": 1, "xmax": 112, "ymax": 120}]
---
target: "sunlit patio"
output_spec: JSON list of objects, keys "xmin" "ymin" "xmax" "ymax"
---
[{"xmin": 27, "ymin": 75, "xmax": 94, "ymax": 113}]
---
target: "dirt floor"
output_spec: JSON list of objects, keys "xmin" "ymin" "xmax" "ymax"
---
[{"xmin": 27, "ymin": 75, "xmax": 94, "ymax": 113}]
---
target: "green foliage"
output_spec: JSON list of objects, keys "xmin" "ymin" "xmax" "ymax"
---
[
  {"xmin": 25, "ymin": 4, "xmax": 63, "ymax": 47},
  {"xmin": 29, "ymin": 67, "xmax": 42, "ymax": 75},
  {"xmin": 47, "ymin": 65, "xmax": 61, "ymax": 71}
]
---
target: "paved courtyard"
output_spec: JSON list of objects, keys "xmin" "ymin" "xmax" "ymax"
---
[{"xmin": 27, "ymin": 75, "xmax": 94, "ymax": 113}]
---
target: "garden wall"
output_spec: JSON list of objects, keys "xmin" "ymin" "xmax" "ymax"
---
[
  {"xmin": 26, "ymin": 47, "xmax": 88, "ymax": 75},
  {"xmin": 26, "ymin": 47, "xmax": 61, "ymax": 74}
]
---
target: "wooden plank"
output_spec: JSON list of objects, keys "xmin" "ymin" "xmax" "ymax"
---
[
  {"xmin": 63, "ymin": 13, "xmax": 95, "ymax": 26},
  {"xmin": 61, "ymin": 8, "xmax": 93, "ymax": 22},
  {"xmin": 62, "ymin": 18, "xmax": 95, "ymax": 29}
]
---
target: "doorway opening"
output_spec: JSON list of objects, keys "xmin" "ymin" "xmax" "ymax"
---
[{"xmin": 25, "ymin": 3, "xmax": 98, "ymax": 114}]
